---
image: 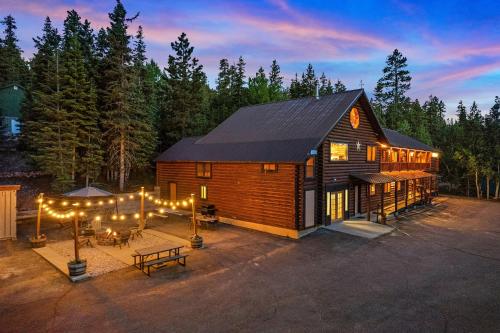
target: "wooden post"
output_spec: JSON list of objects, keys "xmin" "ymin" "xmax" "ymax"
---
[
  {"xmin": 191, "ymin": 193, "xmax": 197, "ymax": 236},
  {"xmin": 380, "ymin": 183, "xmax": 385, "ymax": 224},
  {"xmin": 140, "ymin": 186, "xmax": 145, "ymax": 229},
  {"xmin": 366, "ymin": 185, "xmax": 370, "ymax": 222},
  {"xmin": 36, "ymin": 193, "xmax": 44, "ymax": 239},
  {"xmin": 405, "ymin": 180, "xmax": 408, "ymax": 210},
  {"xmin": 73, "ymin": 210, "xmax": 80, "ymax": 262},
  {"xmin": 394, "ymin": 182, "xmax": 398, "ymax": 216}
]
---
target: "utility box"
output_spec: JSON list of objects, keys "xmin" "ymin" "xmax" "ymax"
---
[{"xmin": 0, "ymin": 185, "xmax": 20, "ymax": 240}]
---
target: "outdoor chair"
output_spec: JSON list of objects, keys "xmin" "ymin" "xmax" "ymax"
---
[
  {"xmin": 114, "ymin": 230, "xmax": 131, "ymax": 249},
  {"xmin": 72, "ymin": 232, "xmax": 93, "ymax": 248}
]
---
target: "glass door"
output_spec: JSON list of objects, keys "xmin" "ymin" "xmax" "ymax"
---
[{"xmin": 327, "ymin": 191, "xmax": 344, "ymax": 222}]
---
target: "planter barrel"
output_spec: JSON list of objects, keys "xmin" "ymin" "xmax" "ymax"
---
[
  {"xmin": 190, "ymin": 235, "xmax": 203, "ymax": 249},
  {"xmin": 30, "ymin": 235, "xmax": 47, "ymax": 248},
  {"xmin": 68, "ymin": 260, "xmax": 87, "ymax": 276}
]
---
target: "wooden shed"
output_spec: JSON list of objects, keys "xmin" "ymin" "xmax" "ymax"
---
[{"xmin": 0, "ymin": 185, "xmax": 20, "ymax": 240}]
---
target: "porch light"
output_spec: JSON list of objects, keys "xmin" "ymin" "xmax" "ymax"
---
[{"xmin": 432, "ymin": 152, "xmax": 439, "ymax": 158}]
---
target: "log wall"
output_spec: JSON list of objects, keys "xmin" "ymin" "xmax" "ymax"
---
[{"xmin": 156, "ymin": 162, "xmax": 298, "ymax": 230}]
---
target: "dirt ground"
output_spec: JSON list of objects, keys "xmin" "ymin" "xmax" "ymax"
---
[{"xmin": 1, "ymin": 196, "xmax": 499, "ymax": 332}]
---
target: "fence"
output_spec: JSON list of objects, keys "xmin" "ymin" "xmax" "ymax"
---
[{"xmin": 0, "ymin": 185, "xmax": 20, "ymax": 240}]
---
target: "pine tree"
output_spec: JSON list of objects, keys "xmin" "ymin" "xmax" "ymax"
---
[
  {"xmin": 0, "ymin": 15, "xmax": 29, "ymax": 86},
  {"xmin": 423, "ymin": 95, "xmax": 446, "ymax": 147},
  {"xmin": 375, "ymin": 49, "xmax": 411, "ymax": 128},
  {"xmin": 248, "ymin": 66, "xmax": 270, "ymax": 104},
  {"xmin": 333, "ymin": 80, "xmax": 346, "ymax": 93},
  {"xmin": 289, "ymin": 73, "xmax": 301, "ymax": 98},
  {"xmin": 212, "ymin": 58, "xmax": 232, "ymax": 125},
  {"xmin": 230, "ymin": 56, "xmax": 247, "ymax": 109},
  {"xmin": 128, "ymin": 25, "xmax": 156, "ymax": 170},
  {"xmin": 319, "ymin": 73, "xmax": 333, "ymax": 96},
  {"xmin": 61, "ymin": 10, "xmax": 103, "ymax": 186},
  {"xmin": 268, "ymin": 59, "xmax": 284, "ymax": 101},
  {"xmin": 26, "ymin": 18, "xmax": 75, "ymax": 190},
  {"xmin": 301, "ymin": 63, "xmax": 317, "ymax": 97},
  {"xmin": 159, "ymin": 32, "xmax": 208, "ymax": 150},
  {"xmin": 100, "ymin": 0, "xmax": 135, "ymax": 191}
]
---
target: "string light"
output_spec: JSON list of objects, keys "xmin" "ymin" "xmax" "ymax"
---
[
  {"xmin": 112, "ymin": 215, "xmax": 117, "ymax": 220},
  {"xmin": 159, "ymin": 208, "xmax": 165, "ymax": 214},
  {"xmin": 119, "ymin": 197, "xmax": 124, "ymax": 202},
  {"xmin": 119, "ymin": 215, "xmax": 125, "ymax": 220},
  {"xmin": 95, "ymin": 216, "xmax": 101, "ymax": 221},
  {"xmin": 129, "ymin": 195, "xmax": 134, "ymax": 199},
  {"xmin": 182, "ymin": 201, "xmax": 188, "ymax": 207},
  {"xmin": 48, "ymin": 200, "xmax": 54, "ymax": 205},
  {"xmin": 108, "ymin": 199, "xmax": 114, "ymax": 204},
  {"xmin": 85, "ymin": 201, "xmax": 91, "ymax": 207},
  {"xmin": 62, "ymin": 201, "xmax": 68, "ymax": 206},
  {"xmin": 134, "ymin": 213, "xmax": 140, "ymax": 219},
  {"xmin": 79, "ymin": 212, "xmax": 84, "ymax": 216},
  {"xmin": 98, "ymin": 201, "xmax": 104, "ymax": 205},
  {"xmin": 148, "ymin": 212, "xmax": 153, "ymax": 217}
]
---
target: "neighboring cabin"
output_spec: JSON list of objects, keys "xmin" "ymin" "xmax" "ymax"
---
[
  {"xmin": 156, "ymin": 89, "xmax": 439, "ymax": 238},
  {"xmin": 0, "ymin": 83, "xmax": 24, "ymax": 138}
]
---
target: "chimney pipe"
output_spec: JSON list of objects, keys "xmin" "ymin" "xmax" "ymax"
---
[{"xmin": 315, "ymin": 83, "xmax": 319, "ymax": 100}]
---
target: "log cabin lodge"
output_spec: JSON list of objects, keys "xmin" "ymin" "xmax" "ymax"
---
[{"xmin": 156, "ymin": 89, "xmax": 439, "ymax": 238}]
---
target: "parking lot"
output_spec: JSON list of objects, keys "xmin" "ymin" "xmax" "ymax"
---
[{"xmin": 1, "ymin": 196, "xmax": 500, "ymax": 332}]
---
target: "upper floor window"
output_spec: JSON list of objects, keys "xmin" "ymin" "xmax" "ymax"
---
[
  {"xmin": 370, "ymin": 184, "xmax": 376, "ymax": 196},
  {"xmin": 390, "ymin": 149, "xmax": 399, "ymax": 162},
  {"xmin": 384, "ymin": 183, "xmax": 392, "ymax": 193},
  {"xmin": 262, "ymin": 163, "xmax": 278, "ymax": 173},
  {"xmin": 306, "ymin": 157, "xmax": 315, "ymax": 178},
  {"xmin": 397, "ymin": 181, "xmax": 402, "ymax": 191},
  {"xmin": 196, "ymin": 162, "xmax": 211, "ymax": 178},
  {"xmin": 400, "ymin": 149, "xmax": 407, "ymax": 163},
  {"xmin": 367, "ymin": 145, "xmax": 377, "ymax": 162},
  {"xmin": 330, "ymin": 143, "xmax": 348, "ymax": 161},
  {"xmin": 409, "ymin": 150, "xmax": 416, "ymax": 163}
]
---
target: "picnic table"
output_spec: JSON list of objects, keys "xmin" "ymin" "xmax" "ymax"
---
[{"xmin": 132, "ymin": 243, "xmax": 187, "ymax": 276}]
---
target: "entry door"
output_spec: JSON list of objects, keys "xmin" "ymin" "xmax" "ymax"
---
[
  {"xmin": 354, "ymin": 185, "xmax": 359, "ymax": 215},
  {"xmin": 305, "ymin": 190, "xmax": 315, "ymax": 228},
  {"xmin": 329, "ymin": 191, "xmax": 344, "ymax": 222},
  {"xmin": 169, "ymin": 182, "xmax": 177, "ymax": 201}
]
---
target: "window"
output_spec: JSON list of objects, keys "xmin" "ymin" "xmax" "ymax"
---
[
  {"xmin": 196, "ymin": 162, "xmax": 211, "ymax": 178},
  {"xmin": 367, "ymin": 145, "xmax": 377, "ymax": 161},
  {"xmin": 306, "ymin": 157, "xmax": 315, "ymax": 178},
  {"xmin": 200, "ymin": 185, "xmax": 207, "ymax": 200},
  {"xmin": 397, "ymin": 181, "xmax": 402, "ymax": 191},
  {"xmin": 370, "ymin": 184, "xmax": 376, "ymax": 196},
  {"xmin": 262, "ymin": 163, "xmax": 278, "ymax": 173},
  {"xmin": 400, "ymin": 150, "xmax": 407, "ymax": 163},
  {"xmin": 330, "ymin": 143, "xmax": 348, "ymax": 161},
  {"xmin": 384, "ymin": 183, "xmax": 392, "ymax": 193},
  {"xmin": 389, "ymin": 149, "xmax": 398, "ymax": 162},
  {"xmin": 409, "ymin": 150, "xmax": 415, "ymax": 163}
]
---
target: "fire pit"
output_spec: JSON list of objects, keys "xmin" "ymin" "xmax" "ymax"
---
[{"xmin": 96, "ymin": 229, "xmax": 117, "ymax": 246}]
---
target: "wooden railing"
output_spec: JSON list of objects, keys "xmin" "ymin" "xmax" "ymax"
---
[{"xmin": 380, "ymin": 162, "xmax": 432, "ymax": 172}]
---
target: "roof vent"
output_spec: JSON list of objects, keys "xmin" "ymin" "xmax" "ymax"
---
[{"xmin": 315, "ymin": 83, "xmax": 319, "ymax": 100}]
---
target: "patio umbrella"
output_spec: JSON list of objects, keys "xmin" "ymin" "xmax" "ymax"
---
[{"xmin": 64, "ymin": 186, "xmax": 113, "ymax": 197}]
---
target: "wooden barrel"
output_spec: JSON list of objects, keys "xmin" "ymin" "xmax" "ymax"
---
[
  {"xmin": 190, "ymin": 235, "xmax": 203, "ymax": 249},
  {"xmin": 67, "ymin": 260, "xmax": 87, "ymax": 276}
]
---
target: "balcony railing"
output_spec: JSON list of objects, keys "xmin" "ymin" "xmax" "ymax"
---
[{"xmin": 380, "ymin": 162, "xmax": 432, "ymax": 172}]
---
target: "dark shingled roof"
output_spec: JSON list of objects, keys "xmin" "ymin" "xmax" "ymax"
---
[
  {"xmin": 157, "ymin": 89, "xmax": 382, "ymax": 163},
  {"xmin": 382, "ymin": 128, "xmax": 437, "ymax": 152}
]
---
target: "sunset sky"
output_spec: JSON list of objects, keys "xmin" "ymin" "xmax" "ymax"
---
[{"xmin": 2, "ymin": 0, "xmax": 499, "ymax": 117}]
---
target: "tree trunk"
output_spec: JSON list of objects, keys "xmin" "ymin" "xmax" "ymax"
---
[
  {"xmin": 475, "ymin": 171, "xmax": 481, "ymax": 199},
  {"xmin": 119, "ymin": 130, "xmax": 125, "ymax": 192},
  {"xmin": 495, "ymin": 180, "xmax": 500, "ymax": 200}
]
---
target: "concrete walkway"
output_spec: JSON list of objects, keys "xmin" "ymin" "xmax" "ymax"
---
[{"xmin": 322, "ymin": 220, "xmax": 394, "ymax": 239}]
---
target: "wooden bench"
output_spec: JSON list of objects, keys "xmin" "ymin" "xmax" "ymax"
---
[{"xmin": 143, "ymin": 254, "xmax": 188, "ymax": 276}]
